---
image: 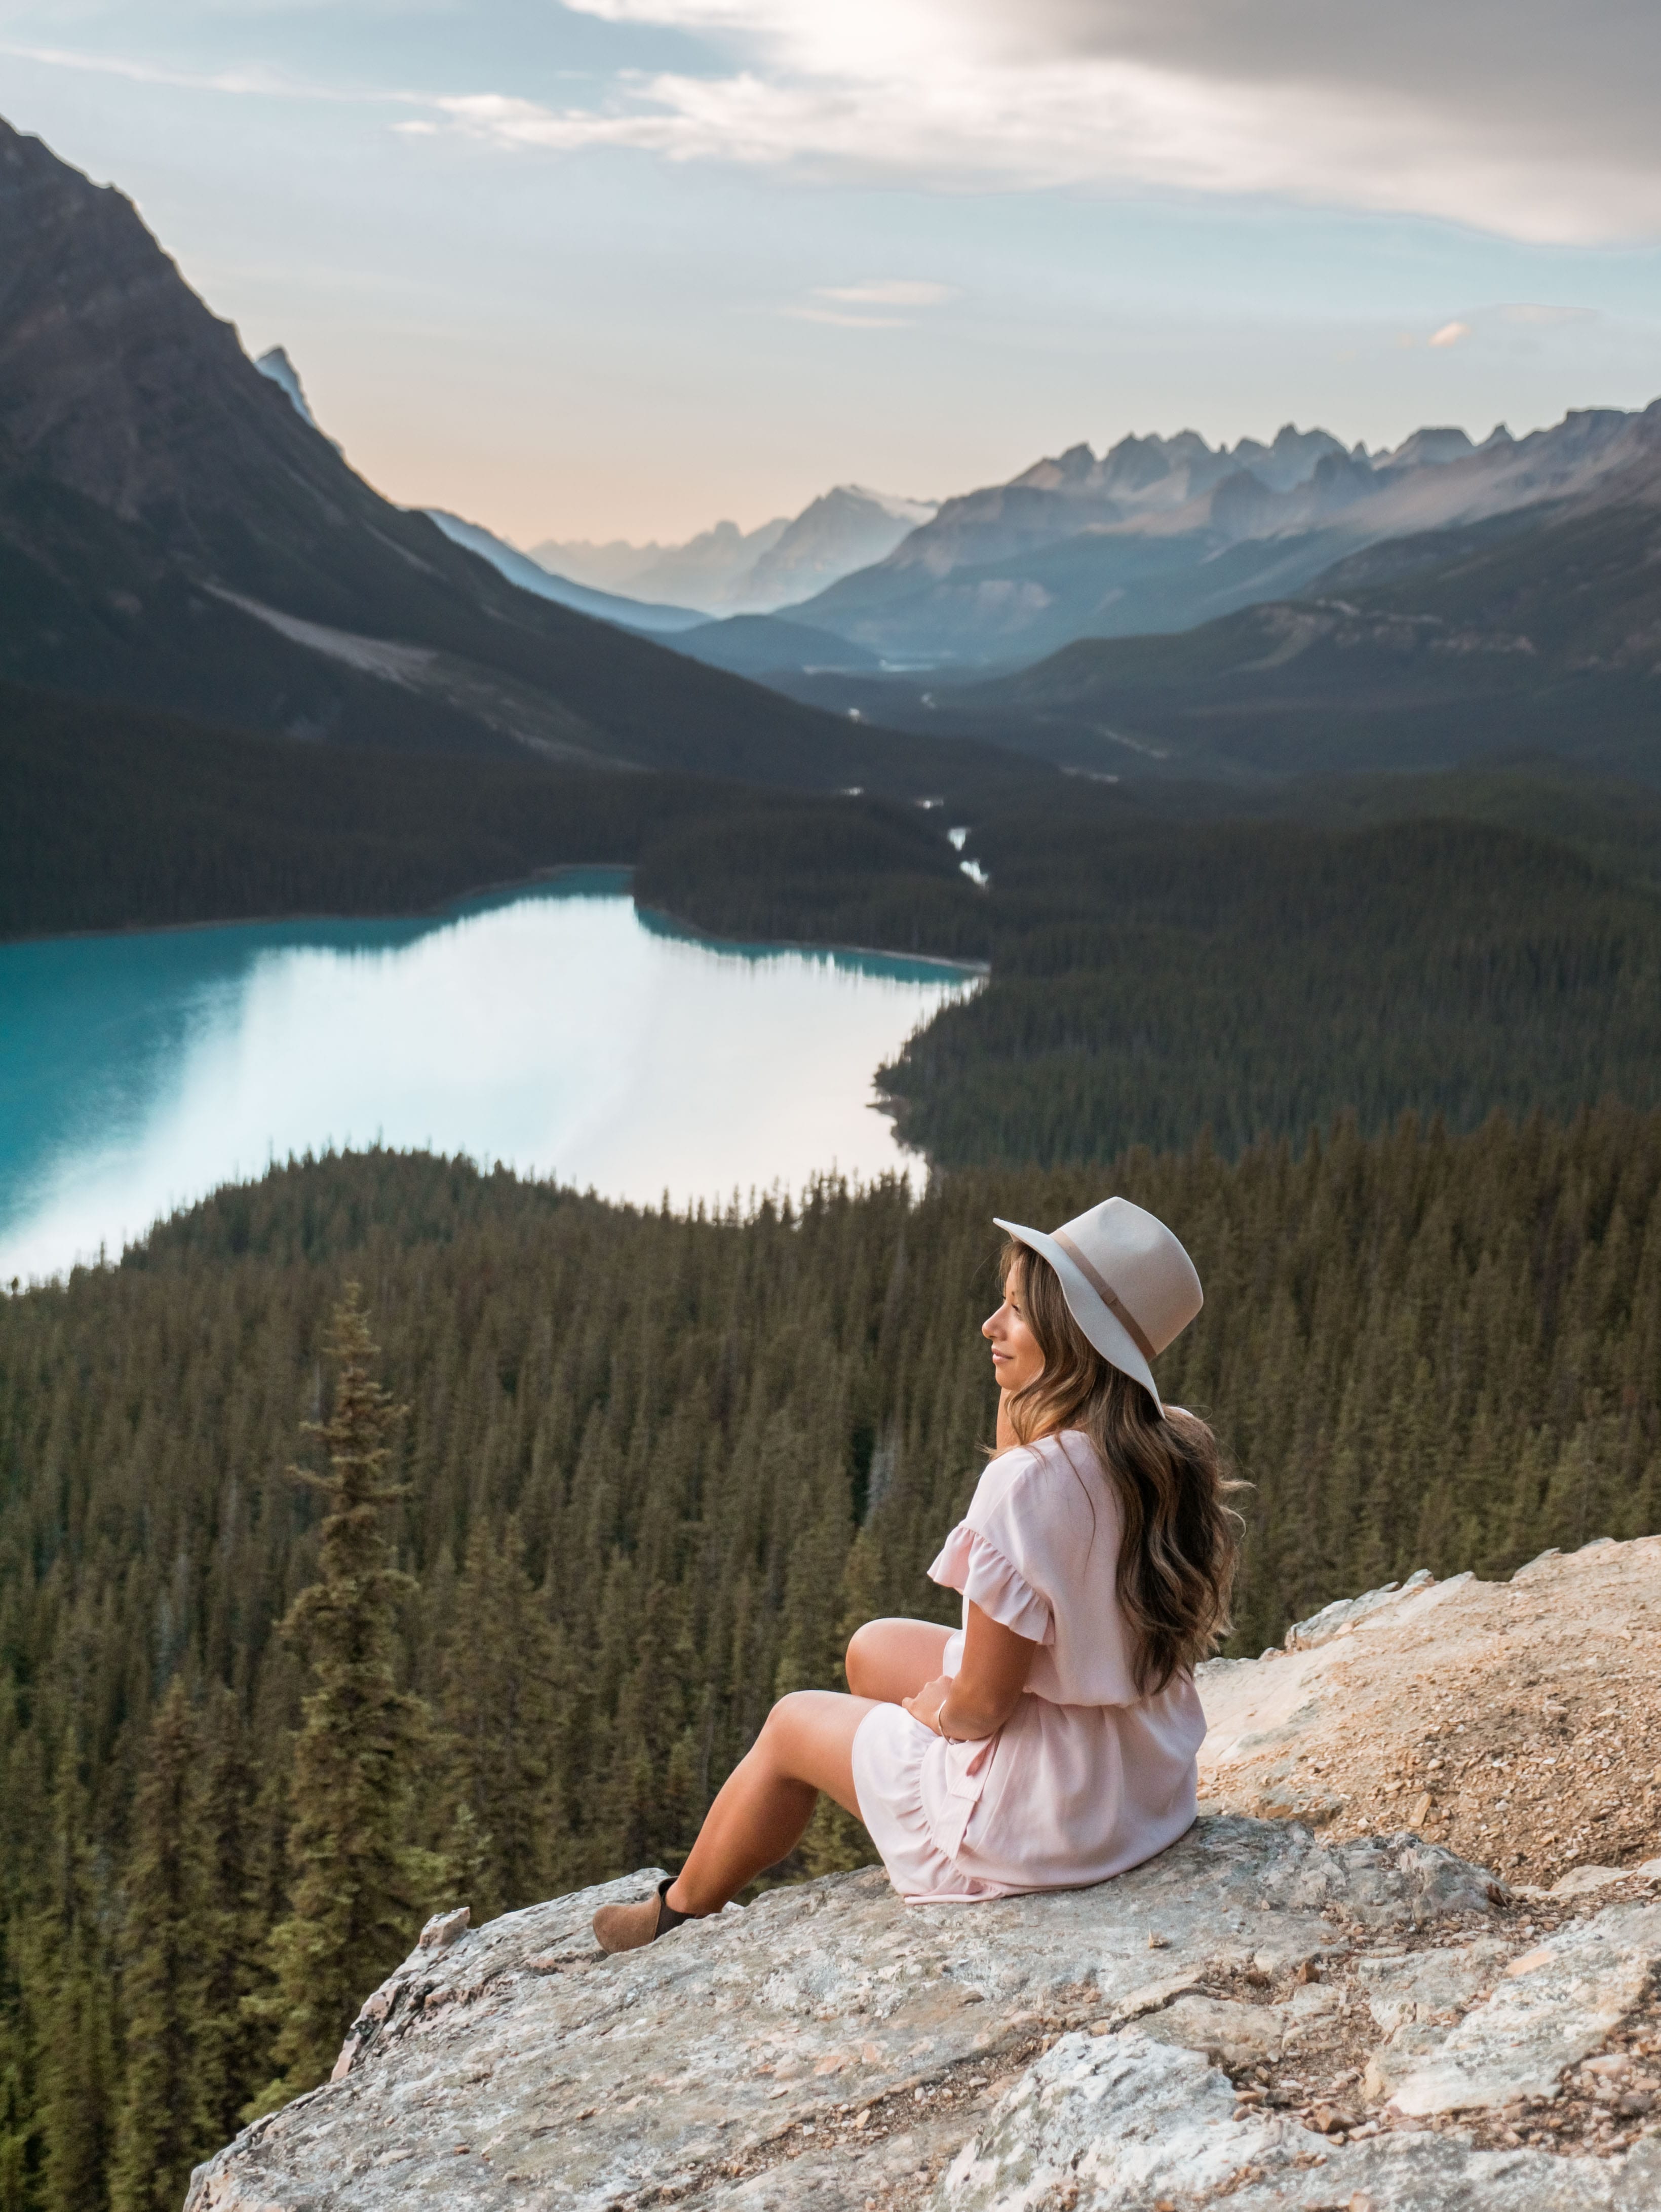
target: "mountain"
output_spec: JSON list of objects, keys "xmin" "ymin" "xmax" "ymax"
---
[
  {"xmin": 254, "ymin": 345, "xmax": 336, "ymax": 449},
  {"xmin": 919, "ymin": 420, "xmax": 1661, "ymax": 783},
  {"xmin": 531, "ymin": 514, "xmax": 789, "ymax": 608},
  {"xmin": 733, "ymin": 484, "xmax": 936, "ymax": 609},
  {"xmin": 0, "ymin": 117, "xmax": 1000, "ymax": 800},
  {"xmin": 663, "ymin": 612, "xmax": 883, "ymax": 680},
  {"xmin": 422, "ymin": 510, "xmax": 705, "ymax": 634},
  {"xmin": 786, "ymin": 409, "xmax": 1661, "ymax": 670},
  {"xmin": 531, "ymin": 485, "xmax": 936, "ymax": 616}
]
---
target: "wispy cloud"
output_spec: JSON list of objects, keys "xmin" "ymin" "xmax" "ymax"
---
[
  {"xmin": 451, "ymin": 0, "xmax": 1661, "ymax": 245},
  {"xmin": 1428, "ymin": 321, "xmax": 1473, "ymax": 347},
  {"xmin": 0, "ymin": 41, "xmax": 382, "ymax": 103},
  {"xmin": 814, "ymin": 280, "xmax": 955, "ymax": 306},
  {"xmin": 788, "ymin": 307, "xmax": 908, "ymax": 329},
  {"xmin": 15, "ymin": 6, "xmax": 1660, "ymax": 245}
]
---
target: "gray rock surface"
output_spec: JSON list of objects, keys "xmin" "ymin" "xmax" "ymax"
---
[
  {"xmin": 1390, "ymin": 1903, "xmax": 1661, "ymax": 2115},
  {"xmin": 935, "ymin": 2031, "xmax": 1661, "ymax": 2211},
  {"xmin": 184, "ymin": 1818, "xmax": 1661, "ymax": 2212}
]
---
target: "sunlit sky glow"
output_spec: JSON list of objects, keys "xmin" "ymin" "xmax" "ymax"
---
[{"xmin": 3, "ymin": 1, "xmax": 1658, "ymax": 544}]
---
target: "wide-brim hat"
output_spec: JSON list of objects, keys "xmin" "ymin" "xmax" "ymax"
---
[{"xmin": 993, "ymin": 1196, "xmax": 1202, "ymax": 1412}]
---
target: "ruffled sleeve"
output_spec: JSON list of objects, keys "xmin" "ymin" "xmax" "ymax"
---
[{"xmin": 928, "ymin": 1523, "xmax": 1055, "ymax": 1645}]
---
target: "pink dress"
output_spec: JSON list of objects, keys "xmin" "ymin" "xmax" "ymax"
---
[{"xmin": 850, "ymin": 1428, "xmax": 1205, "ymax": 1903}]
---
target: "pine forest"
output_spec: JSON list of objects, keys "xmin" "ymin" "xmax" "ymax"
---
[{"xmin": 4, "ymin": 1111, "xmax": 1660, "ymax": 2205}]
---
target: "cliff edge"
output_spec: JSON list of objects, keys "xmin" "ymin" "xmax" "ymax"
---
[{"xmin": 187, "ymin": 1539, "xmax": 1661, "ymax": 2212}]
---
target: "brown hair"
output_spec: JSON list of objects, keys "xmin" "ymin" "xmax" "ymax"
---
[{"xmin": 1001, "ymin": 1240, "xmax": 1244, "ymax": 1694}]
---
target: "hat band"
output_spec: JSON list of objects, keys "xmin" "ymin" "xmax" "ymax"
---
[{"xmin": 1051, "ymin": 1230, "xmax": 1158, "ymax": 1366}]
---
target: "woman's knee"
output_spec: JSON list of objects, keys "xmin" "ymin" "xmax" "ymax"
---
[
  {"xmin": 845, "ymin": 1616, "xmax": 949, "ymax": 1702},
  {"xmin": 758, "ymin": 1689, "xmax": 835, "ymax": 1757},
  {"xmin": 844, "ymin": 1620, "xmax": 883, "ymax": 1697}
]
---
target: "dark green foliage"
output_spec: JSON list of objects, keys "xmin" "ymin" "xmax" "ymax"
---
[
  {"xmin": 109, "ymin": 1682, "xmax": 206, "ymax": 2212},
  {"xmin": 633, "ymin": 797, "xmax": 992, "ymax": 960},
  {"xmin": 437, "ymin": 1520, "xmax": 563, "ymax": 1920},
  {"xmin": 2, "ymin": 1120, "xmax": 1659, "ymax": 2199},
  {"xmin": 0, "ymin": 682, "xmax": 1007, "ymax": 944},
  {"xmin": 260, "ymin": 1290, "xmax": 432, "ymax": 2106},
  {"xmin": 876, "ymin": 809, "xmax": 1661, "ymax": 1168}
]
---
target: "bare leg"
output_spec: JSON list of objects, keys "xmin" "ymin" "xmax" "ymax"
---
[
  {"xmin": 665, "ymin": 1690, "xmax": 877, "ymax": 1917},
  {"xmin": 845, "ymin": 1617, "xmax": 953, "ymax": 1703}
]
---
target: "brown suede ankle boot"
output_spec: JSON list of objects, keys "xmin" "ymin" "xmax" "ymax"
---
[{"xmin": 592, "ymin": 1876, "xmax": 691, "ymax": 1955}]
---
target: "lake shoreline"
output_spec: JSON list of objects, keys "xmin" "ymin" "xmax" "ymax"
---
[
  {"xmin": 1, "ymin": 876, "xmax": 976, "ymax": 1285},
  {"xmin": 0, "ymin": 860, "xmax": 634, "ymax": 949},
  {"xmin": 2, "ymin": 866, "xmax": 992, "ymax": 977}
]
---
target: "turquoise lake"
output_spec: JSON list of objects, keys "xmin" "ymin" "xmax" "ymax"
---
[{"xmin": 0, "ymin": 871, "xmax": 982, "ymax": 1285}]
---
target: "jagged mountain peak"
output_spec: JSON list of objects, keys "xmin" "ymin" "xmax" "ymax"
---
[
  {"xmin": 254, "ymin": 345, "xmax": 342, "ymax": 455},
  {"xmin": 254, "ymin": 346, "xmax": 318, "ymax": 429}
]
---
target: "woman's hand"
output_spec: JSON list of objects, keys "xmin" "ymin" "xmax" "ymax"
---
[
  {"xmin": 901, "ymin": 1675, "xmax": 956, "ymax": 1736},
  {"xmin": 900, "ymin": 1605, "xmax": 1039, "ymax": 1741}
]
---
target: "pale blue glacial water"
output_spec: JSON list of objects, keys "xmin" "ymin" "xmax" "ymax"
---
[{"xmin": 0, "ymin": 871, "xmax": 980, "ymax": 1284}]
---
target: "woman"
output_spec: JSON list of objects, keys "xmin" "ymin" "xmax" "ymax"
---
[{"xmin": 592, "ymin": 1195, "xmax": 1240, "ymax": 1951}]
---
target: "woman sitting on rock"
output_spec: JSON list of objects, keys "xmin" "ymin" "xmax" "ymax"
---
[{"xmin": 593, "ymin": 1197, "xmax": 1241, "ymax": 1951}]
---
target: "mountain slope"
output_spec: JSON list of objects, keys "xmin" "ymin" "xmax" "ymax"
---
[
  {"xmin": 532, "ymin": 486, "xmax": 935, "ymax": 616},
  {"xmin": 423, "ymin": 510, "xmax": 705, "ymax": 633},
  {"xmin": 904, "ymin": 460, "xmax": 1661, "ymax": 782},
  {"xmin": 0, "ymin": 118, "xmax": 992, "ymax": 798},
  {"xmin": 788, "ymin": 407, "xmax": 1661, "ymax": 670}
]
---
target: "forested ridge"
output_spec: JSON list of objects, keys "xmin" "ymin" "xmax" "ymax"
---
[
  {"xmin": 4, "ymin": 1115, "xmax": 1660, "ymax": 2204},
  {"xmin": 0, "ymin": 682, "xmax": 984, "ymax": 951},
  {"xmin": 645, "ymin": 778, "xmax": 1661, "ymax": 1166}
]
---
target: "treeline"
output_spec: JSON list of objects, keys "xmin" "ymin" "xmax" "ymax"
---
[
  {"xmin": 875, "ymin": 806, "xmax": 1661, "ymax": 1166},
  {"xmin": 3, "ymin": 1113, "xmax": 1659, "ymax": 2202},
  {"xmin": 0, "ymin": 680, "xmax": 987, "ymax": 947},
  {"xmin": 14, "ymin": 681, "xmax": 1661, "ymax": 1183},
  {"xmin": 641, "ymin": 771, "xmax": 1661, "ymax": 1169}
]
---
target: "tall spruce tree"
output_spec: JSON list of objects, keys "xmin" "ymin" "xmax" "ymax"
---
[
  {"xmin": 438, "ymin": 1518, "xmax": 561, "ymax": 1920},
  {"xmin": 35, "ymin": 1737, "xmax": 115, "ymax": 2212},
  {"xmin": 194, "ymin": 1688, "xmax": 269, "ymax": 2151},
  {"xmin": 259, "ymin": 1288, "xmax": 432, "ymax": 2105},
  {"xmin": 110, "ymin": 1678, "xmax": 208, "ymax": 2212}
]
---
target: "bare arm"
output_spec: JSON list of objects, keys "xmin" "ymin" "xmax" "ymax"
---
[{"xmin": 901, "ymin": 1600, "xmax": 1037, "ymax": 1742}]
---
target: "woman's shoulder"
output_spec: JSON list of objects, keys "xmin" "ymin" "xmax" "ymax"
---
[{"xmin": 971, "ymin": 1431, "xmax": 1108, "ymax": 1521}]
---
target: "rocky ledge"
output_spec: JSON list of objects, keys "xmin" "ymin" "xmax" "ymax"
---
[{"xmin": 186, "ymin": 1814, "xmax": 1661, "ymax": 2212}]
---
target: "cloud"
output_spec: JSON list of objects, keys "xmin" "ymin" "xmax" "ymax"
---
[
  {"xmin": 814, "ymin": 280, "xmax": 955, "ymax": 306},
  {"xmin": 467, "ymin": 0, "xmax": 1661, "ymax": 245},
  {"xmin": 787, "ymin": 307, "xmax": 908, "ymax": 328},
  {"xmin": 0, "ymin": 42, "xmax": 307, "ymax": 96},
  {"xmin": 20, "ymin": 6, "xmax": 1659, "ymax": 243},
  {"xmin": 0, "ymin": 40, "xmax": 407, "ymax": 106},
  {"xmin": 1428, "ymin": 321, "xmax": 1472, "ymax": 347}
]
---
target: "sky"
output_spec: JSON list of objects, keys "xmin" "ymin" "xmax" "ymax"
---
[{"xmin": 3, "ymin": 0, "xmax": 1658, "ymax": 546}]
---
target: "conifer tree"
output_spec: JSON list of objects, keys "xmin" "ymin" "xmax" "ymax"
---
[
  {"xmin": 194, "ymin": 1688, "xmax": 269, "ymax": 2150},
  {"xmin": 110, "ymin": 1678, "xmax": 208, "ymax": 2212},
  {"xmin": 438, "ymin": 1518, "xmax": 561, "ymax": 1920},
  {"xmin": 259, "ymin": 1288, "xmax": 432, "ymax": 2105},
  {"xmin": 35, "ymin": 1737, "xmax": 115, "ymax": 2212}
]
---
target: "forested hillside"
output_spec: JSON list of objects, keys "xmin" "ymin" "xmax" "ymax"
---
[
  {"xmin": 648, "ymin": 786, "xmax": 1661, "ymax": 1168},
  {"xmin": 3, "ymin": 1116, "xmax": 1658, "ymax": 2203},
  {"xmin": 0, "ymin": 683, "xmax": 988, "ymax": 949}
]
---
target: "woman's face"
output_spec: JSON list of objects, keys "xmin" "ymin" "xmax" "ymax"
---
[{"xmin": 983, "ymin": 1258, "xmax": 1046, "ymax": 1399}]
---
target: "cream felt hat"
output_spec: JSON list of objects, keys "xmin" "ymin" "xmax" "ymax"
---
[{"xmin": 993, "ymin": 1196, "xmax": 1202, "ymax": 1411}]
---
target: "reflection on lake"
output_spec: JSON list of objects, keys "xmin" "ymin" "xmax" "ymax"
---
[{"xmin": 0, "ymin": 871, "xmax": 982, "ymax": 1283}]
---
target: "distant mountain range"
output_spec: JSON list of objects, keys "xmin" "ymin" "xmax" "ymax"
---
[
  {"xmin": 531, "ymin": 485, "xmax": 936, "ymax": 615},
  {"xmin": 825, "ymin": 415, "xmax": 1661, "ymax": 785},
  {"xmin": 420, "ymin": 510, "xmax": 706, "ymax": 636},
  {"xmin": 0, "ymin": 115, "xmax": 998, "ymax": 803},
  {"xmin": 748, "ymin": 412, "xmax": 1649, "ymax": 673}
]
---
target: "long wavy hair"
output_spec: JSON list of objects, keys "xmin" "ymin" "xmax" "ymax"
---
[{"xmin": 1000, "ymin": 1240, "xmax": 1244, "ymax": 1694}]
